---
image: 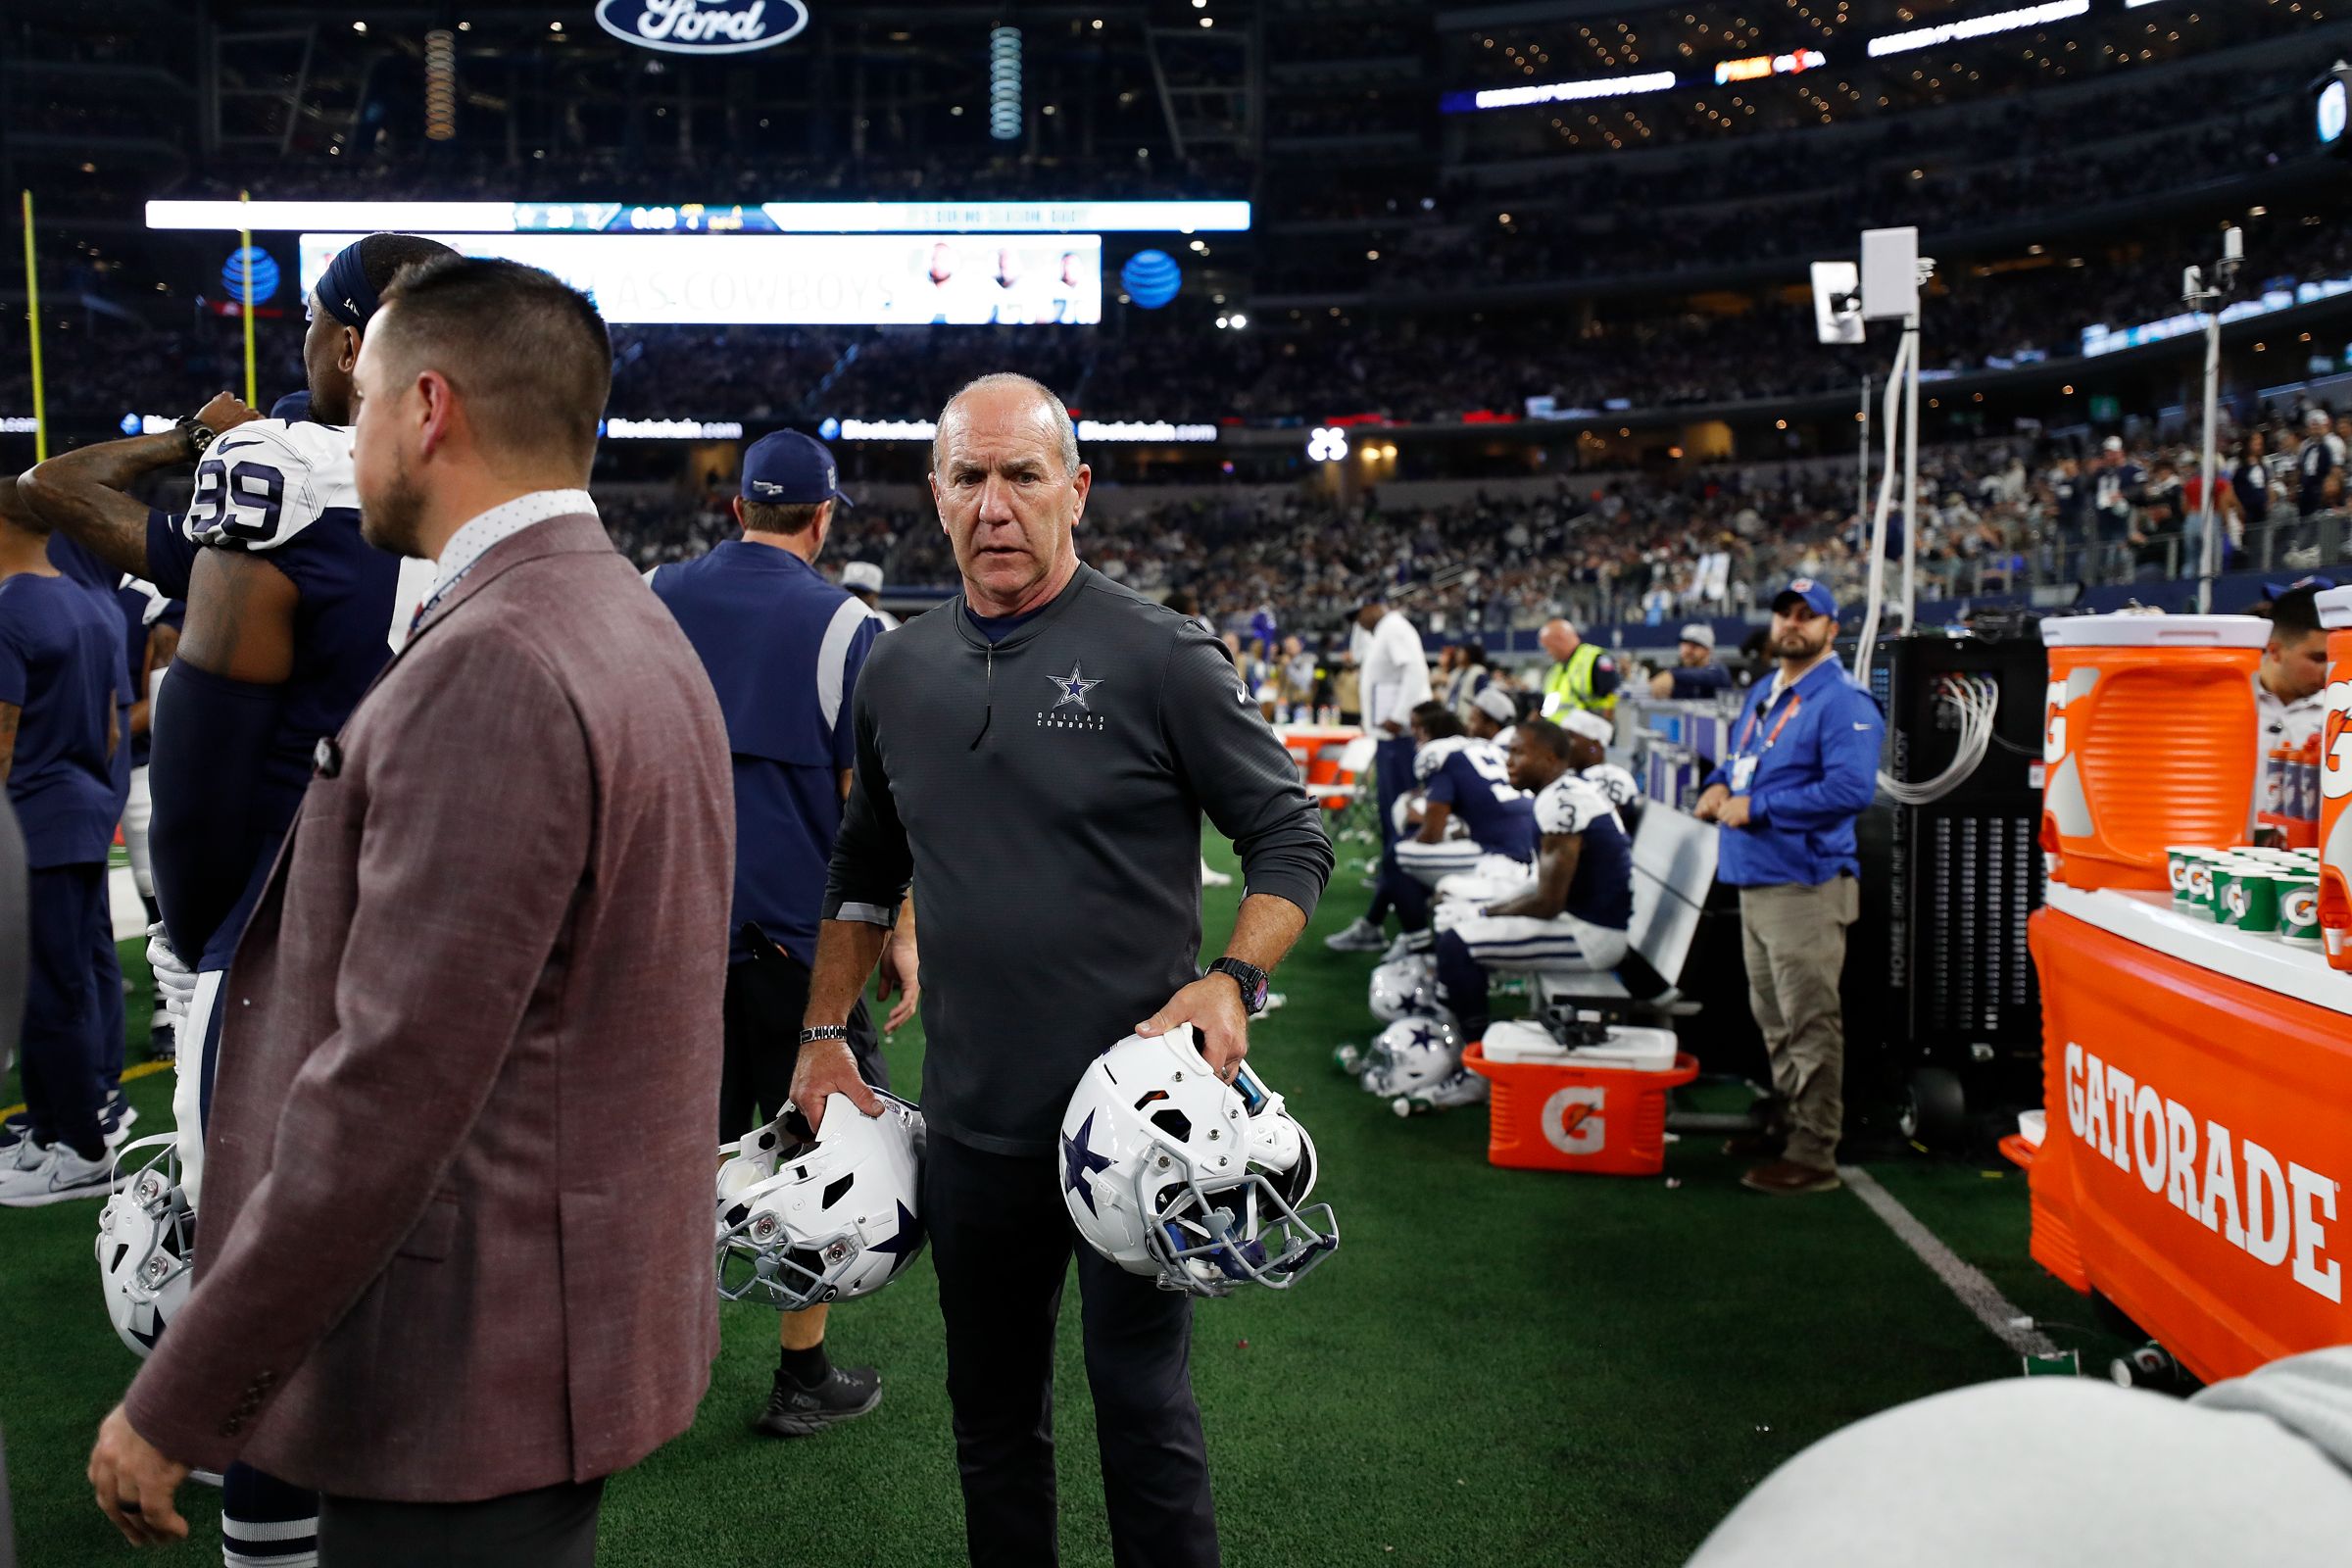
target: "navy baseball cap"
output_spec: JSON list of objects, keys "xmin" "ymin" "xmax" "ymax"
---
[
  {"xmin": 741, "ymin": 430, "xmax": 853, "ymax": 508},
  {"xmin": 2263, "ymin": 574, "xmax": 2335, "ymax": 599},
  {"xmin": 1772, "ymin": 578, "xmax": 1838, "ymax": 619}
]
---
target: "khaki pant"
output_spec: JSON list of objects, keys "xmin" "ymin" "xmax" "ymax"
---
[{"xmin": 1738, "ymin": 876, "xmax": 1860, "ymax": 1171}]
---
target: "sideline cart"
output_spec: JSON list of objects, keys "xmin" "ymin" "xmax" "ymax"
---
[{"xmin": 2023, "ymin": 885, "xmax": 2352, "ymax": 1385}]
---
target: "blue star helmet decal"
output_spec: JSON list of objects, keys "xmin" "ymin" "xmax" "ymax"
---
[
  {"xmin": 1050, "ymin": 663, "xmax": 1104, "ymax": 709},
  {"xmin": 871, "ymin": 1200, "xmax": 924, "ymax": 1273},
  {"xmin": 1062, "ymin": 1109, "xmax": 1115, "ymax": 1213}
]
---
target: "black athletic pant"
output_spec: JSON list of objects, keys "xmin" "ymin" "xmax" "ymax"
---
[
  {"xmin": 317, "ymin": 1478, "xmax": 603, "ymax": 1567},
  {"xmin": 23, "ymin": 863, "xmax": 108, "ymax": 1157},
  {"xmin": 717, "ymin": 944, "xmax": 886, "ymax": 1144},
  {"xmin": 923, "ymin": 1131, "xmax": 1218, "ymax": 1568}
]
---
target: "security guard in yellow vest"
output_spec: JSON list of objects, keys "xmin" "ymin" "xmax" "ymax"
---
[{"xmin": 1537, "ymin": 618, "xmax": 1619, "ymax": 718}]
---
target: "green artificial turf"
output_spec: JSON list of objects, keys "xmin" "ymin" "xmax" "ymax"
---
[{"xmin": 0, "ymin": 836, "xmax": 2119, "ymax": 1567}]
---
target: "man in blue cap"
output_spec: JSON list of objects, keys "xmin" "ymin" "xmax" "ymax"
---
[
  {"xmin": 648, "ymin": 428, "xmax": 914, "ymax": 1437},
  {"xmin": 1693, "ymin": 578, "xmax": 1883, "ymax": 1196}
]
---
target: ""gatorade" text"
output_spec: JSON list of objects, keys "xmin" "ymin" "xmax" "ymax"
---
[{"xmin": 2063, "ymin": 1043, "xmax": 2341, "ymax": 1302}]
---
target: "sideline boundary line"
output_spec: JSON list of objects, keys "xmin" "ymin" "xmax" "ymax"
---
[
  {"xmin": 0, "ymin": 1057, "xmax": 172, "ymax": 1122},
  {"xmin": 1839, "ymin": 1163, "xmax": 2059, "ymax": 1359}
]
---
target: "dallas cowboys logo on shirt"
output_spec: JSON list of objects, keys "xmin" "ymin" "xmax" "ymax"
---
[{"xmin": 1039, "ymin": 662, "xmax": 1108, "ymax": 732}]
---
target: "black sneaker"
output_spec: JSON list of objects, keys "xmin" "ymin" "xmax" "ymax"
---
[{"xmin": 755, "ymin": 1365, "xmax": 881, "ymax": 1438}]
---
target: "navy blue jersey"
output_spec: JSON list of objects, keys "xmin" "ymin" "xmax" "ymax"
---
[
  {"xmin": 142, "ymin": 418, "xmax": 436, "ymax": 964},
  {"xmin": 651, "ymin": 540, "xmax": 883, "ymax": 966},
  {"xmin": 0, "ymin": 573, "xmax": 123, "ymax": 867},
  {"xmin": 1415, "ymin": 736, "xmax": 1539, "ymax": 861},
  {"xmin": 2301, "ymin": 433, "xmax": 2345, "ymax": 514},
  {"xmin": 2092, "ymin": 462, "xmax": 2142, "ymax": 531},
  {"xmin": 1533, "ymin": 772, "xmax": 1634, "ymax": 931}
]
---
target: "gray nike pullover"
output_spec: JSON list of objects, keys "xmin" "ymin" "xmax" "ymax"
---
[{"xmin": 821, "ymin": 564, "xmax": 1334, "ymax": 1155}]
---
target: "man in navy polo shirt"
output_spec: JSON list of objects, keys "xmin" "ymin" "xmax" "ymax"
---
[
  {"xmin": 1694, "ymin": 578, "xmax": 1884, "ymax": 1197},
  {"xmin": 0, "ymin": 477, "xmax": 127, "ymax": 1204},
  {"xmin": 650, "ymin": 428, "xmax": 911, "ymax": 1439}
]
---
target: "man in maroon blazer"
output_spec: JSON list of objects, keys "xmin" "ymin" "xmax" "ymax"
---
[{"xmin": 87, "ymin": 257, "xmax": 734, "ymax": 1565}]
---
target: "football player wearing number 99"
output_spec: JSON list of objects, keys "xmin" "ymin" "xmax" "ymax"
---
[{"xmin": 19, "ymin": 230, "xmax": 456, "ymax": 1568}]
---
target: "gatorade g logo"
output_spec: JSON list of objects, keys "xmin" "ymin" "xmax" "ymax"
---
[
  {"xmin": 2285, "ymin": 884, "xmax": 2321, "ymax": 929},
  {"xmin": 2326, "ymin": 679, "xmax": 2352, "ymax": 803},
  {"xmin": 2043, "ymin": 678, "xmax": 2069, "ymax": 765},
  {"xmin": 1541, "ymin": 1086, "xmax": 1607, "ymax": 1155},
  {"xmin": 2225, "ymin": 883, "xmax": 2249, "ymax": 920}
]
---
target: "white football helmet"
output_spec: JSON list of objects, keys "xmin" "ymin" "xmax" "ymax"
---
[
  {"xmin": 1358, "ymin": 1016, "xmax": 1463, "ymax": 1098},
  {"xmin": 1059, "ymin": 1026, "xmax": 1339, "ymax": 1298},
  {"xmin": 1368, "ymin": 955, "xmax": 1446, "ymax": 1023},
  {"xmin": 714, "ymin": 1091, "xmax": 928, "ymax": 1311},
  {"xmin": 95, "ymin": 1134, "xmax": 193, "ymax": 1359}
]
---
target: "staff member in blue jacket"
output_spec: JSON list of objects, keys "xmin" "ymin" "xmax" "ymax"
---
[
  {"xmin": 650, "ymin": 429, "xmax": 913, "ymax": 1439},
  {"xmin": 1693, "ymin": 578, "xmax": 1884, "ymax": 1197}
]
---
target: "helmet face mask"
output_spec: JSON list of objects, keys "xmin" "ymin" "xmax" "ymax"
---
[
  {"xmin": 1061, "ymin": 1027, "xmax": 1341, "ymax": 1299},
  {"xmin": 94, "ymin": 1134, "xmax": 194, "ymax": 1359},
  {"xmin": 714, "ymin": 1091, "xmax": 928, "ymax": 1312}
]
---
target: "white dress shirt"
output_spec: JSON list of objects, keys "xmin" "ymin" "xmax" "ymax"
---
[
  {"xmin": 418, "ymin": 488, "xmax": 598, "ymax": 624},
  {"xmin": 1356, "ymin": 611, "xmax": 1433, "ymax": 732}
]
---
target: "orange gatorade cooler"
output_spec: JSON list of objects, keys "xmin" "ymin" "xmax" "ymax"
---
[
  {"xmin": 2317, "ymin": 587, "xmax": 2352, "ymax": 967},
  {"xmin": 1464, "ymin": 1035, "xmax": 1697, "ymax": 1176},
  {"xmin": 2039, "ymin": 613, "xmax": 2269, "ymax": 890}
]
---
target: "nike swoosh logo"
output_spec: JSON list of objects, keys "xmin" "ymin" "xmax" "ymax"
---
[{"xmin": 213, "ymin": 438, "xmax": 265, "ymax": 455}]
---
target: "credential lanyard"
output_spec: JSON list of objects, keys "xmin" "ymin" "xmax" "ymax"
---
[{"xmin": 1738, "ymin": 689, "xmax": 1803, "ymax": 758}]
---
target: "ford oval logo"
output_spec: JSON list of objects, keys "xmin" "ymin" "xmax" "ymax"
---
[{"xmin": 594, "ymin": 0, "xmax": 811, "ymax": 56}]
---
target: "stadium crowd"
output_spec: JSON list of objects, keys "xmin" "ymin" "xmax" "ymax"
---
[{"xmin": 595, "ymin": 400, "xmax": 2352, "ymax": 648}]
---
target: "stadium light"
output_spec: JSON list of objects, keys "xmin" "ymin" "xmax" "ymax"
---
[
  {"xmin": 1866, "ymin": 1, "xmax": 2088, "ymax": 60},
  {"xmin": 1440, "ymin": 71, "xmax": 1676, "ymax": 114},
  {"xmin": 424, "ymin": 28, "xmax": 458, "ymax": 142},
  {"xmin": 1307, "ymin": 426, "xmax": 1348, "ymax": 463},
  {"xmin": 990, "ymin": 27, "xmax": 1023, "ymax": 141},
  {"xmin": 1714, "ymin": 49, "xmax": 1826, "ymax": 86}
]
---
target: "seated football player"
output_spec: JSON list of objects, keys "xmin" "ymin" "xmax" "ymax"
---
[
  {"xmin": 1556, "ymin": 709, "xmax": 1642, "ymax": 835},
  {"xmin": 1372, "ymin": 703, "xmax": 1539, "ymax": 957},
  {"xmin": 1463, "ymin": 684, "xmax": 1519, "ymax": 751},
  {"xmin": 1396, "ymin": 702, "xmax": 1537, "ymax": 889},
  {"xmin": 1433, "ymin": 717, "xmax": 1634, "ymax": 1043}
]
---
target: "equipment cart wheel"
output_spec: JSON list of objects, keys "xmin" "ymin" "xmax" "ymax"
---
[
  {"xmin": 2108, "ymin": 1344, "xmax": 2180, "ymax": 1390},
  {"xmin": 1898, "ymin": 1066, "xmax": 1968, "ymax": 1146}
]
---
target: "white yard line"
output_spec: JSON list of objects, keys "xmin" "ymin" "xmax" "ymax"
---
[{"xmin": 1840, "ymin": 1163, "xmax": 2060, "ymax": 1360}]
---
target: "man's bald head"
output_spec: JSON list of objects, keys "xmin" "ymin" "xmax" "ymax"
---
[
  {"xmin": 1540, "ymin": 619, "xmax": 1581, "ymax": 662},
  {"xmin": 933, "ymin": 373, "xmax": 1079, "ymax": 479}
]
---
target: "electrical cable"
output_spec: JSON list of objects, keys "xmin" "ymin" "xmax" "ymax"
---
[
  {"xmin": 1851, "ymin": 330, "xmax": 1915, "ymax": 693},
  {"xmin": 1878, "ymin": 672, "xmax": 2000, "ymax": 806}
]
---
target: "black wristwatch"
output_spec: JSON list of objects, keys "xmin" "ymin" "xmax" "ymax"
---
[
  {"xmin": 1207, "ymin": 957, "xmax": 1270, "ymax": 1015},
  {"xmin": 174, "ymin": 413, "xmax": 219, "ymax": 464}
]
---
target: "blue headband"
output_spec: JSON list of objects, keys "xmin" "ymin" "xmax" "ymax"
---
[{"xmin": 317, "ymin": 242, "xmax": 379, "ymax": 330}]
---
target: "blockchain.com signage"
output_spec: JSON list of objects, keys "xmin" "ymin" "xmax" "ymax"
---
[{"xmin": 594, "ymin": 0, "xmax": 809, "ymax": 55}]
